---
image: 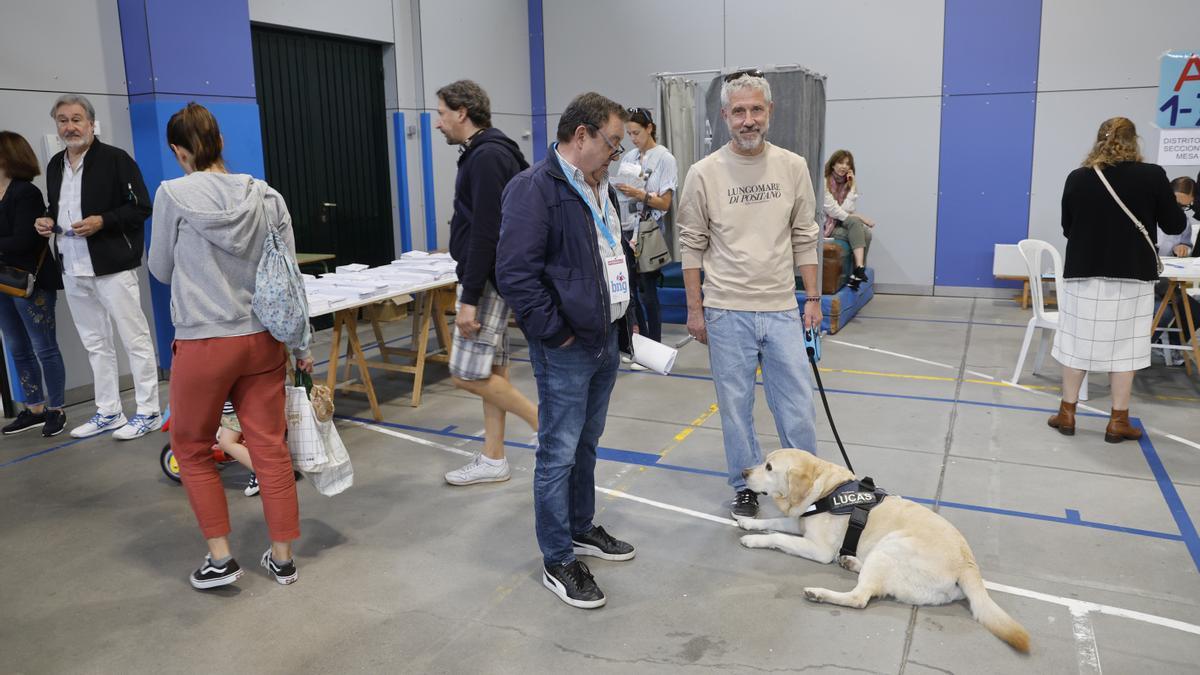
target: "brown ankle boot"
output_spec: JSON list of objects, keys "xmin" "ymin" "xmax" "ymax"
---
[
  {"xmin": 1047, "ymin": 401, "xmax": 1076, "ymax": 435},
  {"xmin": 1105, "ymin": 409, "xmax": 1142, "ymax": 443}
]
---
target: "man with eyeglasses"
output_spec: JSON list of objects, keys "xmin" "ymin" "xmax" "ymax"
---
[
  {"xmin": 496, "ymin": 92, "xmax": 637, "ymax": 609},
  {"xmin": 677, "ymin": 70, "xmax": 822, "ymax": 519}
]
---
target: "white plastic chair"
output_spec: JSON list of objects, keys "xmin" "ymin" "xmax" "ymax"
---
[{"xmin": 1010, "ymin": 239, "xmax": 1088, "ymax": 399}]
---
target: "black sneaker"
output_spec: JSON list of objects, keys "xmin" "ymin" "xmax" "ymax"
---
[
  {"xmin": 190, "ymin": 555, "xmax": 242, "ymax": 590},
  {"xmin": 261, "ymin": 549, "xmax": 298, "ymax": 585},
  {"xmin": 3, "ymin": 409, "xmax": 46, "ymax": 435},
  {"xmin": 731, "ymin": 488, "xmax": 759, "ymax": 518},
  {"xmin": 848, "ymin": 266, "xmax": 867, "ymax": 291},
  {"xmin": 543, "ymin": 560, "xmax": 606, "ymax": 609},
  {"xmin": 572, "ymin": 525, "xmax": 635, "ymax": 561},
  {"xmin": 244, "ymin": 473, "xmax": 260, "ymax": 497},
  {"xmin": 41, "ymin": 409, "xmax": 66, "ymax": 437}
]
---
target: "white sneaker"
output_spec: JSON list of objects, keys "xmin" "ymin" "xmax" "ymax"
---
[
  {"xmin": 112, "ymin": 412, "xmax": 163, "ymax": 440},
  {"xmin": 70, "ymin": 412, "xmax": 127, "ymax": 439},
  {"xmin": 630, "ymin": 362, "xmax": 649, "ymax": 371},
  {"xmin": 444, "ymin": 454, "xmax": 511, "ymax": 485},
  {"xmin": 620, "ymin": 355, "xmax": 633, "ymax": 364}
]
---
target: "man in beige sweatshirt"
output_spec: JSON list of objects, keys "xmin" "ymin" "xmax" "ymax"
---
[{"xmin": 676, "ymin": 71, "xmax": 822, "ymax": 518}]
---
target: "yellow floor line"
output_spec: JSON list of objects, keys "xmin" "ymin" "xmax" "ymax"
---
[
  {"xmin": 662, "ymin": 404, "xmax": 720, "ymax": 458},
  {"xmin": 601, "ymin": 403, "xmax": 721, "ymax": 504}
]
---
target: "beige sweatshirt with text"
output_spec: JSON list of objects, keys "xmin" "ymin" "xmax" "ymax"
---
[{"xmin": 676, "ymin": 142, "xmax": 819, "ymax": 311}]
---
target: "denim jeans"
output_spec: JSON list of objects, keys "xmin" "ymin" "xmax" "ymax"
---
[
  {"xmin": 0, "ymin": 288, "xmax": 66, "ymax": 408},
  {"xmin": 704, "ymin": 307, "xmax": 818, "ymax": 490},
  {"xmin": 527, "ymin": 330, "xmax": 619, "ymax": 566}
]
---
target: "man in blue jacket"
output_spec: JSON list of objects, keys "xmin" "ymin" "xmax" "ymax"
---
[
  {"xmin": 496, "ymin": 92, "xmax": 636, "ymax": 609},
  {"xmin": 436, "ymin": 80, "xmax": 538, "ymax": 487}
]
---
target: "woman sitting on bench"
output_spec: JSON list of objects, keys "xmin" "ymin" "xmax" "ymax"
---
[{"xmin": 823, "ymin": 149, "xmax": 877, "ymax": 290}]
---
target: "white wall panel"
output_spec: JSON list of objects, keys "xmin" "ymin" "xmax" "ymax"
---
[
  {"xmin": 0, "ymin": 0, "xmax": 127, "ymax": 95},
  {"xmin": 543, "ymin": 0, "xmax": 723, "ymax": 115},
  {"xmin": 725, "ymin": 0, "xmax": 944, "ymax": 100},
  {"xmin": 825, "ymin": 97, "xmax": 942, "ymax": 290},
  {"xmin": 1038, "ymin": 0, "xmax": 1199, "ymax": 91},
  {"xmin": 249, "ymin": 0, "xmax": 395, "ymax": 44},
  {"xmin": 1028, "ymin": 88, "xmax": 1200, "ymax": 250},
  {"xmin": 419, "ymin": 0, "xmax": 530, "ymax": 116}
]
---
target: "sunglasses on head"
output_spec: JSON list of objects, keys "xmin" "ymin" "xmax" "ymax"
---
[
  {"xmin": 723, "ymin": 68, "xmax": 764, "ymax": 82},
  {"xmin": 626, "ymin": 106, "xmax": 653, "ymax": 123}
]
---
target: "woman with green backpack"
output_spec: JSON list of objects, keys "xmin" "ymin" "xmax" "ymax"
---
[{"xmin": 148, "ymin": 102, "xmax": 312, "ymax": 591}]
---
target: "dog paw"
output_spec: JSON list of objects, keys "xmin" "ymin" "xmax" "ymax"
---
[
  {"xmin": 735, "ymin": 516, "xmax": 760, "ymax": 531},
  {"xmin": 837, "ymin": 555, "xmax": 862, "ymax": 573},
  {"xmin": 740, "ymin": 534, "xmax": 770, "ymax": 549},
  {"xmin": 803, "ymin": 588, "xmax": 823, "ymax": 603}
]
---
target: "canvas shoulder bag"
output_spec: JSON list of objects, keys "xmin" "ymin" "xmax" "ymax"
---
[
  {"xmin": 1093, "ymin": 167, "xmax": 1163, "ymax": 276},
  {"xmin": 636, "ymin": 217, "xmax": 672, "ymax": 273},
  {"xmin": 250, "ymin": 194, "xmax": 312, "ymax": 351}
]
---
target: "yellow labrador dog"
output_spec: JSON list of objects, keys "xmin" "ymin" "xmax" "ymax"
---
[{"xmin": 739, "ymin": 449, "xmax": 1029, "ymax": 653}]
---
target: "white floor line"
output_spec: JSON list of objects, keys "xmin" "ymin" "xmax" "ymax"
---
[
  {"xmin": 595, "ymin": 486, "xmax": 736, "ymax": 527},
  {"xmin": 344, "ymin": 417, "xmax": 1200, "ymax": 638},
  {"xmin": 342, "ymin": 419, "xmax": 474, "ymax": 457},
  {"xmin": 828, "ymin": 337, "xmax": 1199, "ymax": 451},
  {"xmin": 826, "ymin": 339, "xmax": 959, "ymax": 371},
  {"xmin": 1070, "ymin": 607, "xmax": 1104, "ymax": 674},
  {"xmin": 988, "ymin": 581, "xmax": 1200, "ymax": 637}
]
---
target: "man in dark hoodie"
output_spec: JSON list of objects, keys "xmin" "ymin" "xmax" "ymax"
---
[{"xmin": 435, "ymin": 80, "xmax": 539, "ymax": 486}]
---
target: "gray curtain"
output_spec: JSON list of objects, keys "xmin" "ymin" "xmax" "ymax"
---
[
  {"xmin": 703, "ymin": 68, "xmax": 826, "ymax": 209},
  {"xmin": 658, "ymin": 77, "xmax": 697, "ymax": 256}
]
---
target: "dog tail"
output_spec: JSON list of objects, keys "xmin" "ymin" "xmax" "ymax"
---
[{"xmin": 958, "ymin": 564, "xmax": 1030, "ymax": 653}]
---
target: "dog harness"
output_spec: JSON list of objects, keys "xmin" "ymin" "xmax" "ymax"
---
[{"xmin": 801, "ymin": 477, "xmax": 888, "ymax": 557}]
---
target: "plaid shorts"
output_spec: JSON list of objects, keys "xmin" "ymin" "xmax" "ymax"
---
[{"xmin": 449, "ymin": 281, "xmax": 511, "ymax": 380}]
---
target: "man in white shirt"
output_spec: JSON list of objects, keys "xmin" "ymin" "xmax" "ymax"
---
[{"xmin": 34, "ymin": 94, "xmax": 160, "ymax": 439}]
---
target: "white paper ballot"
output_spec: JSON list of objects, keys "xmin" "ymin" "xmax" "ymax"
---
[{"xmin": 631, "ymin": 333, "xmax": 677, "ymax": 375}]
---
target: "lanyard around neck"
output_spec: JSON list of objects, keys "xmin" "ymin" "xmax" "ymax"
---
[{"xmin": 557, "ymin": 146, "xmax": 617, "ymax": 249}]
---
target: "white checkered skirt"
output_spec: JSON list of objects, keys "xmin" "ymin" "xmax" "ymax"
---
[
  {"xmin": 1052, "ymin": 277, "xmax": 1153, "ymax": 372},
  {"xmin": 449, "ymin": 282, "xmax": 511, "ymax": 380}
]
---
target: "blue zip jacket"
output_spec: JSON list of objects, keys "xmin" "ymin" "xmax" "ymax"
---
[{"xmin": 496, "ymin": 146, "xmax": 634, "ymax": 355}]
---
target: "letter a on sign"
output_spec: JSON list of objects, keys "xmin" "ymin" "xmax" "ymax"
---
[{"xmin": 1174, "ymin": 55, "xmax": 1200, "ymax": 92}]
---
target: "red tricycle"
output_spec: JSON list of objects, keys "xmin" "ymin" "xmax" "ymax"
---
[{"xmin": 158, "ymin": 408, "xmax": 239, "ymax": 483}]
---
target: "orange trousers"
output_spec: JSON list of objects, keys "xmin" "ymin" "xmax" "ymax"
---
[{"xmin": 170, "ymin": 331, "xmax": 299, "ymax": 541}]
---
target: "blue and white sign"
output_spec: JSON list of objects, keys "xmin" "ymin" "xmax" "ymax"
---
[{"xmin": 1157, "ymin": 50, "xmax": 1200, "ymax": 129}]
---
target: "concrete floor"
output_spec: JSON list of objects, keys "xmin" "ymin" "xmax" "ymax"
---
[{"xmin": 2, "ymin": 294, "xmax": 1199, "ymax": 674}]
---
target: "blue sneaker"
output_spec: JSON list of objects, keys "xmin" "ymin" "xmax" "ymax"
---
[
  {"xmin": 112, "ymin": 412, "xmax": 163, "ymax": 441},
  {"xmin": 70, "ymin": 412, "xmax": 128, "ymax": 439}
]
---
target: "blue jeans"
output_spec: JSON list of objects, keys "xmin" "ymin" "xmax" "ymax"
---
[
  {"xmin": 704, "ymin": 307, "xmax": 818, "ymax": 490},
  {"xmin": 527, "ymin": 330, "xmax": 619, "ymax": 566},
  {"xmin": 0, "ymin": 288, "xmax": 66, "ymax": 408}
]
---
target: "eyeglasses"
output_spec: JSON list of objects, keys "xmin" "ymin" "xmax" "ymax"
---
[
  {"xmin": 723, "ymin": 68, "xmax": 764, "ymax": 82},
  {"xmin": 586, "ymin": 123, "xmax": 625, "ymax": 161},
  {"xmin": 626, "ymin": 106, "xmax": 653, "ymax": 123}
]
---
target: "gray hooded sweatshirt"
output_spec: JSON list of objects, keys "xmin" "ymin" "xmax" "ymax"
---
[{"xmin": 148, "ymin": 172, "xmax": 308, "ymax": 357}]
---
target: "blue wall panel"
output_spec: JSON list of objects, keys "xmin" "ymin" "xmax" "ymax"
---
[
  {"xmin": 934, "ymin": 93, "xmax": 1038, "ymax": 287},
  {"xmin": 934, "ymin": 0, "xmax": 1042, "ymax": 289},
  {"xmin": 528, "ymin": 0, "xmax": 547, "ymax": 162},
  {"xmin": 393, "ymin": 112, "xmax": 413, "ymax": 253},
  {"xmin": 120, "ymin": 1, "xmax": 263, "ymax": 370},
  {"xmin": 119, "ymin": 0, "xmax": 255, "ymax": 98},
  {"xmin": 942, "ymin": 0, "xmax": 1043, "ymax": 95}
]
